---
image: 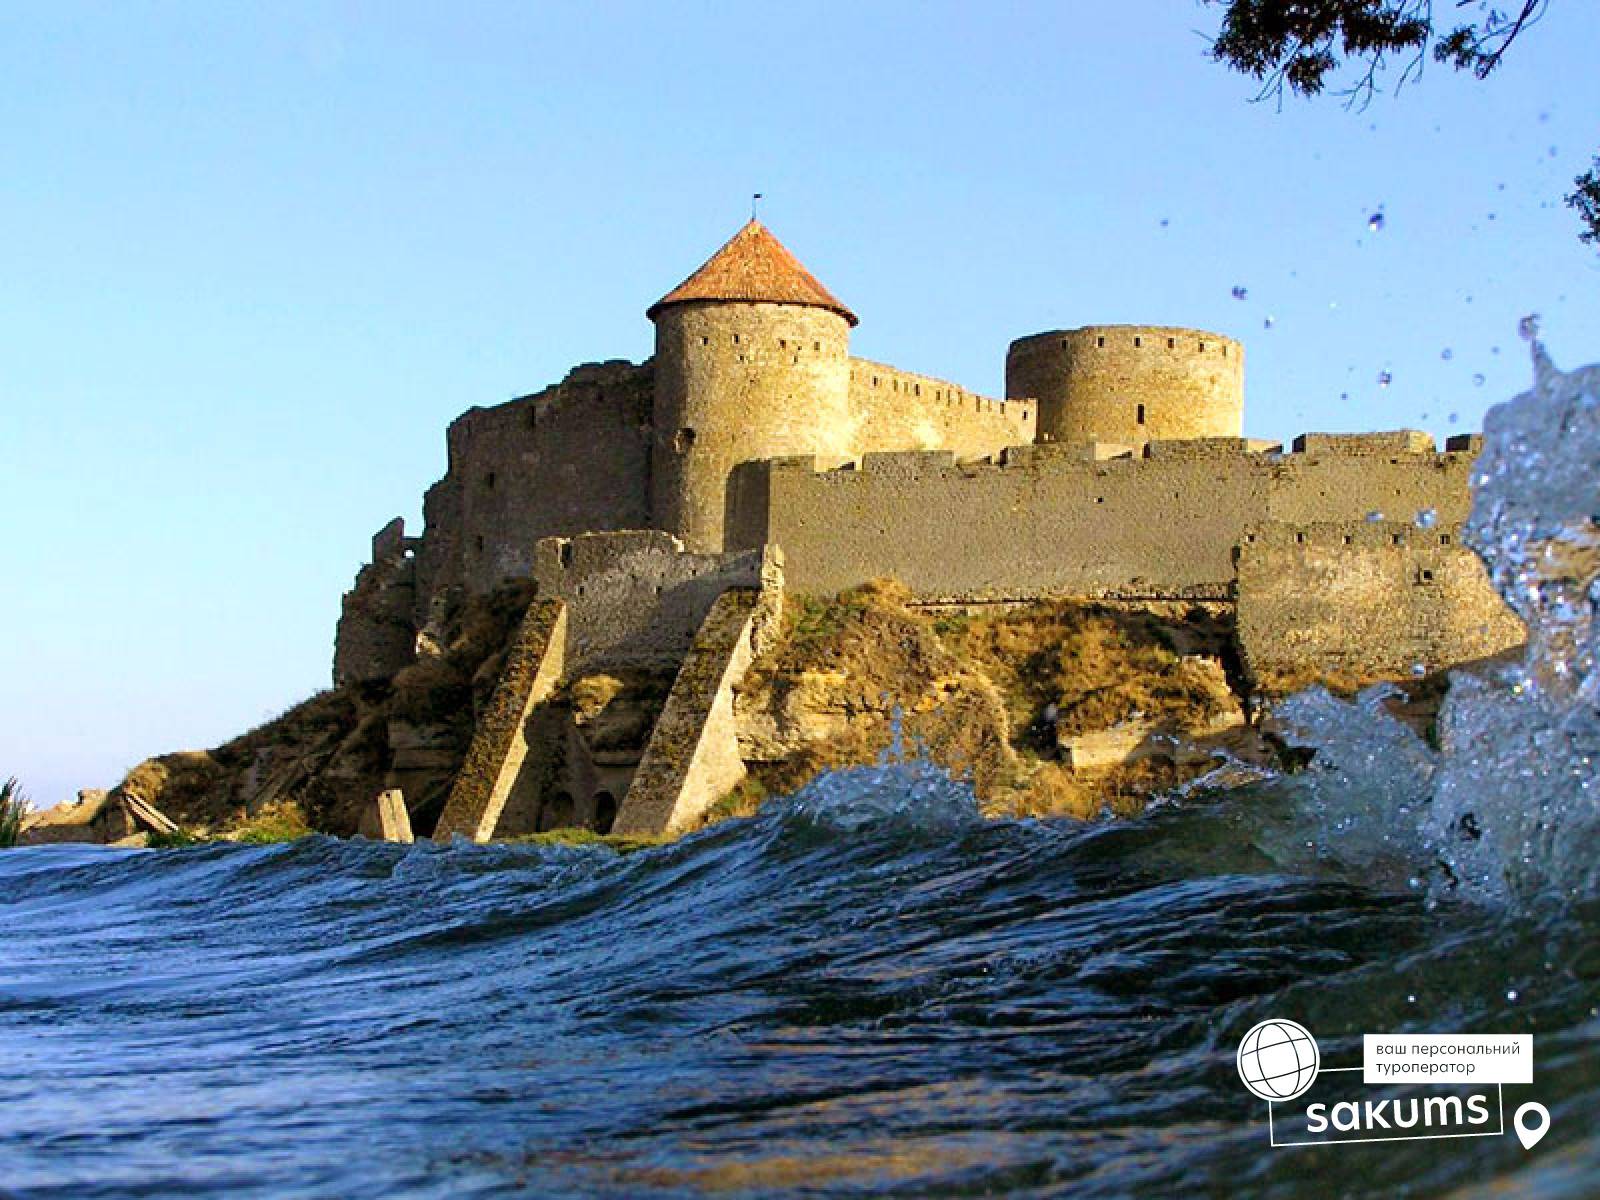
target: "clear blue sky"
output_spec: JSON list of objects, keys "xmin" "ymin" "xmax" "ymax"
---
[{"xmin": 4, "ymin": 2, "xmax": 1597, "ymax": 807}]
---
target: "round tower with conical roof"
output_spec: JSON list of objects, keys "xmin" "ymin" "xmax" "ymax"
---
[{"xmin": 648, "ymin": 220, "xmax": 857, "ymax": 552}]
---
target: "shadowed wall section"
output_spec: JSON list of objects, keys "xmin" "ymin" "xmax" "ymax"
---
[{"xmin": 433, "ymin": 599, "xmax": 568, "ymax": 843}]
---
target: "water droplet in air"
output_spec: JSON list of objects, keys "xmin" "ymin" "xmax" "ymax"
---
[
  {"xmin": 1159, "ymin": 218, "xmax": 1170, "ymax": 228},
  {"xmin": 1549, "ymin": 146, "xmax": 1559, "ymax": 158},
  {"xmin": 1519, "ymin": 313, "xmax": 1542, "ymax": 341},
  {"xmin": 1377, "ymin": 370, "xmax": 1393, "ymax": 387},
  {"xmin": 1263, "ymin": 316, "xmax": 1275, "ymax": 330},
  {"xmin": 1415, "ymin": 508, "xmax": 1438, "ymax": 529},
  {"xmin": 1448, "ymin": 412, "xmax": 1460, "ymax": 424},
  {"xmin": 1367, "ymin": 211, "xmax": 1385, "ymax": 232},
  {"xmin": 1411, "ymin": 663, "xmax": 1427, "ymax": 677},
  {"xmin": 1339, "ymin": 392, "xmax": 1350, "ymax": 402},
  {"xmin": 1407, "ymin": 993, "xmax": 1418, "ymax": 1004},
  {"xmin": 1366, "ymin": 511, "xmax": 1385, "ymax": 523},
  {"xmin": 1441, "ymin": 348, "xmax": 1454, "ymax": 361},
  {"xmin": 1491, "ymin": 346, "xmax": 1501, "ymax": 356},
  {"xmin": 1508, "ymin": 989, "xmax": 1520, "ymax": 1002},
  {"xmin": 1230, "ymin": 286, "xmax": 1248, "ymax": 300},
  {"xmin": 1473, "ymin": 374, "xmax": 1486, "ymax": 387}
]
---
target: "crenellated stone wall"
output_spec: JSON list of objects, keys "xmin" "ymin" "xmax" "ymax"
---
[
  {"xmin": 849, "ymin": 358, "xmax": 1035, "ymax": 459},
  {"xmin": 1236, "ymin": 521, "xmax": 1525, "ymax": 691},
  {"xmin": 735, "ymin": 432, "xmax": 1476, "ymax": 602},
  {"xmin": 430, "ymin": 360, "xmax": 655, "ymax": 599}
]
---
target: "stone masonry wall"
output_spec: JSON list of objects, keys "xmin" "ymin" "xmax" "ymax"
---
[
  {"xmin": 1236, "ymin": 521, "xmax": 1525, "ymax": 691},
  {"xmin": 739, "ymin": 434, "xmax": 1477, "ymax": 600},
  {"xmin": 432, "ymin": 598, "xmax": 568, "ymax": 842},
  {"xmin": 1008, "ymin": 326, "xmax": 1243, "ymax": 449},
  {"xmin": 431, "ymin": 360, "xmax": 654, "ymax": 599},
  {"xmin": 849, "ymin": 358, "xmax": 1035, "ymax": 460},
  {"xmin": 532, "ymin": 530, "xmax": 778, "ymax": 674},
  {"xmin": 333, "ymin": 518, "xmax": 419, "ymax": 685},
  {"xmin": 652, "ymin": 301, "xmax": 854, "ymax": 552}
]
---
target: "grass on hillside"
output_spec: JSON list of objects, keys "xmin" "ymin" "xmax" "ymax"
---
[{"xmin": 0, "ymin": 778, "xmax": 32, "ymax": 848}]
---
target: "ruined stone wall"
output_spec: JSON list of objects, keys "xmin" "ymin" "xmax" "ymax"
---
[
  {"xmin": 333, "ymin": 518, "xmax": 419, "ymax": 685},
  {"xmin": 848, "ymin": 358, "xmax": 1035, "ymax": 460},
  {"xmin": 532, "ymin": 530, "xmax": 779, "ymax": 674},
  {"xmin": 741, "ymin": 434, "xmax": 1479, "ymax": 601},
  {"xmin": 651, "ymin": 301, "xmax": 854, "ymax": 553},
  {"xmin": 1236, "ymin": 522, "xmax": 1525, "ymax": 691},
  {"xmin": 1007, "ymin": 326, "xmax": 1243, "ymax": 449},
  {"xmin": 431, "ymin": 361, "xmax": 654, "ymax": 598},
  {"xmin": 433, "ymin": 598, "xmax": 569, "ymax": 842}
]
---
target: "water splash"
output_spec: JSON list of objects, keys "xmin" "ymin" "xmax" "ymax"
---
[{"xmin": 1276, "ymin": 341, "xmax": 1600, "ymax": 908}]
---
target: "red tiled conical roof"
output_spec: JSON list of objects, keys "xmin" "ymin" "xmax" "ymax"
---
[{"xmin": 647, "ymin": 220, "xmax": 857, "ymax": 326}]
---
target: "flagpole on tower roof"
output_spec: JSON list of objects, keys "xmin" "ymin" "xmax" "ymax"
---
[{"xmin": 751, "ymin": 193, "xmax": 763, "ymax": 221}]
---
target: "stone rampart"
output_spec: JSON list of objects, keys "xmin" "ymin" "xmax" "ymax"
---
[
  {"xmin": 434, "ymin": 361, "xmax": 654, "ymax": 597},
  {"xmin": 433, "ymin": 598, "xmax": 568, "ymax": 842},
  {"xmin": 849, "ymin": 358, "xmax": 1035, "ymax": 460},
  {"xmin": 533, "ymin": 531, "xmax": 780, "ymax": 673},
  {"xmin": 612, "ymin": 587, "xmax": 780, "ymax": 837},
  {"xmin": 736, "ymin": 436, "xmax": 1479, "ymax": 601},
  {"xmin": 1236, "ymin": 521, "xmax": 1525, "ymax": 691}
]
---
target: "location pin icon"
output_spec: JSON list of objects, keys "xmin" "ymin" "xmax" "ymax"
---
[{"xmin": 1514, "ymin": 1102, "xmax": 1550, "ymax": 1150}]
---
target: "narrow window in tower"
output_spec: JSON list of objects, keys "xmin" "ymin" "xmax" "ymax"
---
[
  {"xmin": 1096, "ymin": 336, "xmax": 1104, "ymax": 348},
  {"xmin": 674, "ymin": 427, "xmax": 696, "ymax": 453},
  {"xmin": 1419, "ymin": 568, "xmax": 1436, "ymax": 583},
  {"xmin": 1344, "ymin": 534, "xmax": 1354, "ymax": 545},
  {"xmin": 779, "ymin": 339, "xmax": 787, "ymax": 349},
  {"xmin": 1134, "ymin": 336, "xmax": 1142, "ymax": 348},
  {"xmin": 1296, "ymin": 531, "xmax": 1307, "ymax": 544},
  {"xmin": 1440, "ymin": 533, "xmax": 1452, "ymax": 545},
  {"xmin": 1167, "ymin": 337, "xmax": 1175, "ymax": 349},
  {"xmin": 700, "ymin": 336, "xmax": 709, "ymax": 345},
  {"xmin": 1222, "ymin": 345, "xmax": 1229, "ymax": 357},
  {"xmin": 914, "ymin": 384, "xmax": 921, "ymax": 396},
  {"xmin": 1136, "ymin": 403, "xmax": 1146, "ymax": 425},
  {"xmin": 559, "ymin": 542, "xmax": 574, "ymax": 568},
  {"xmin": 1063, "ymin": 339, "xmax": 1070, "ymax": 349},
  {"xmin": 1199, "ymin": 342, "xmax": 1207, "ymax": 352},
  {"xmin": 485, "ymin": 471, "xmax": 496, "ymax": 490},
  {"xmin": 732, "ymin": 333, "xmax": 740, "ymax": 344},
  {"xmin": 475, "ymin": 535, "xmax": 485, "ymax": 553},
  {"xmin": 1392, "ymin": 533, "xmax": 1405, "ymax": 546},
  {"xmin": 813, "ymin": 341, "xmax": 821, "ymax": 351}
]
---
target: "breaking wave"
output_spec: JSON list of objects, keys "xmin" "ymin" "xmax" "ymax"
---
[{"xmin": 1, "ymin": 344, "xmax": 1597, "ymax": 1198}]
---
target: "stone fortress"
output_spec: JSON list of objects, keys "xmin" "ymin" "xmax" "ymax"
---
[{"xmin": 334, "ymin": 219, "xmax": 1523, "ymax": 843}]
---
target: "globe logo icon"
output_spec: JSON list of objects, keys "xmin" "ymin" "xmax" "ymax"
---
[{"xmin": 1237, "ymin": 1019, "xmax": 1320, "ymax": 1101}]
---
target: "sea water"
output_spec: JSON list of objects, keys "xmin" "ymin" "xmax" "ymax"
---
[{"xmin": 1, "ymin": 347, "xmax": 1596, "ymax": 1198}]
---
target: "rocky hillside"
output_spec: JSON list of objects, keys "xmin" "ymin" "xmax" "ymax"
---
[{"xmin": 32, "ymin": 579, "xmax": 1459, "ymax": 846}]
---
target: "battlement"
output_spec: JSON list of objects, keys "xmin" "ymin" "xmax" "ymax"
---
[
  {"xmin": 735, "ymin": 430, "xmax": 1480, "ymax": 599},
  {"xmin": 1142, "ymin": 437, "xmax": 1282, "ymax": 461},
  {"xmin": 849, "ymin": 358, "xmax": 1033, "ymax": 426},
  {"xmin": 1291, "ymin": 430, "xmax": 1436, "ymax": 456},
  {"xmin": 754, "ymin": 427, "xmax": 1466, "ymax": 484}
]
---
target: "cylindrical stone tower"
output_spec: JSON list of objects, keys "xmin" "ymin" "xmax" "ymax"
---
[
  {"xmin": 1006, "ymin": 325, "xmax": 1243, "ymax": 448},
  {"xmin": 648, "ymin": 220, "xmax": 857, "ymax": 552}
]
